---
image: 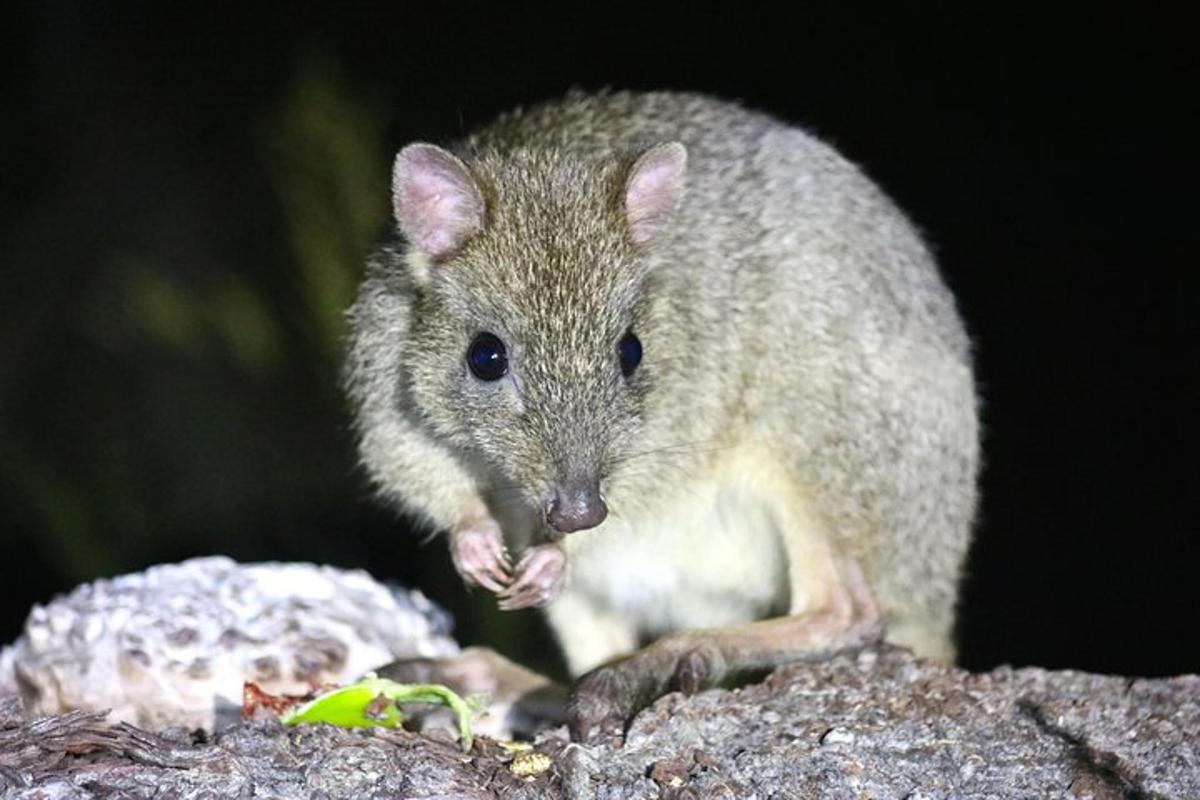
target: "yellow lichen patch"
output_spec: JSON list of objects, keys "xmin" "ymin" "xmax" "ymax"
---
[{"xmin": 508, "ymin": 751, "xmax": 552, "ymax": 778}]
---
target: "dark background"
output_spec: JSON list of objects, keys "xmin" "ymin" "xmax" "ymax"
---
[{"xmin": 1, "ymin": 5, "xmax": 1195, "ymax": 679}]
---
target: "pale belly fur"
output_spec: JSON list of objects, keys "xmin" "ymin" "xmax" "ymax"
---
[{"xmin": 562, "ymin": 456, "xmax": 791, "ymax": 639}]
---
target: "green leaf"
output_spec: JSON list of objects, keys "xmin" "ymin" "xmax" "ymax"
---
[{"xmin": 281, "ymin": 674, "xmax": 474, "ymax": 751}]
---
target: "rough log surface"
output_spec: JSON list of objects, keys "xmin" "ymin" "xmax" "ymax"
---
[{"xmin": 2, "ymin": 646, "xmax": 1196, "ymax": 799}]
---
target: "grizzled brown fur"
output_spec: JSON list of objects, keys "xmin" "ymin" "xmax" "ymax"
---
[{"xmin": 345, "ymin": 91, "xmax": 978, "ymax": 732}]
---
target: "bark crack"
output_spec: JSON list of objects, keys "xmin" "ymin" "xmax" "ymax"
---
[{"xmin": 1018, "ymin": 698, "xmax": 1168, "ymax": 800}]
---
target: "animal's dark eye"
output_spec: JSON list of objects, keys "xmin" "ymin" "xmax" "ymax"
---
[
  {"xmin": 618, "ymin": 330, "xmax": 642, "ymax": 377},
  {"xmin": 467, "ymin": 332, "xmax": 508, "ymax": 381}
]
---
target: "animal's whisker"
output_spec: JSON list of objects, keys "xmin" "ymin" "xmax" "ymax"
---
[{"xmin": 610, "ymin": 438, "xmax": 733, "ymax": 466}]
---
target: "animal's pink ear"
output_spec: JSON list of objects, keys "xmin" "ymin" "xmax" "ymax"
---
[
  {"xmin": 392, "ymin": 144, "xmax": 486, "ymax": 259},
  {"xmin": 624, "ymin": 142, "xmax": 687, "ymax": 245}
]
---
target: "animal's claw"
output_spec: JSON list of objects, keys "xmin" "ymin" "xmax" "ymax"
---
[
  {"xmin": 451, "ymin": 519, "xmax": 512, "ymax": 593},
  {"xmin": 497, "ymin": 544, "xmax": 566, "ymax": 610}
]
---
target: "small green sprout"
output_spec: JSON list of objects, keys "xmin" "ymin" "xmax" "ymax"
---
[{"xmin": 281, "ymin": 673, "xmax": 475, "ymax": 751}]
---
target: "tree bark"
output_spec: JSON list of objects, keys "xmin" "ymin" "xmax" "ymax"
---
[{"xmin": 3, "ymin": 646, "xmax": 1196, "ymax": 799}]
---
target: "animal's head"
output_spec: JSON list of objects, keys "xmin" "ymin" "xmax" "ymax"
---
[{"xmin": 393, "ymin": 140, "xmax": 686, "ymax": 533}]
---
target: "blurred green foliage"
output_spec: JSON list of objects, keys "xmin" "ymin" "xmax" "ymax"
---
[
  {"xmin": 0, "ymin": 53, "xmax": 560, "ymax": 676},
  {"xmin": 1, "ymin": 61, "xmax": 383, "ymax": 583},
  {"xmin": 265, "ymin": 57, "xmax": 390, "ymax": 363}
]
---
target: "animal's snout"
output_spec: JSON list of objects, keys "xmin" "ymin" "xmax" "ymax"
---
[{"xmin": 544, "ymin": 481, "xmax": 607, "ymax": 533}]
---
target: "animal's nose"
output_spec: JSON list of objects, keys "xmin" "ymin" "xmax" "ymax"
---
[{"xmin": 545, "ymin": 481, "xmax": 608, "ymax": 533}]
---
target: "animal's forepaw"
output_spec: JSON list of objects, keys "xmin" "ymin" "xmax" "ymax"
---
[
  {"xmin": 497, "ymin": 544, "xmax": 566, "ymax": 610},
  {"xmin": 450, "ymin": 518, "xmax": 511, "ymax": 593}
]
